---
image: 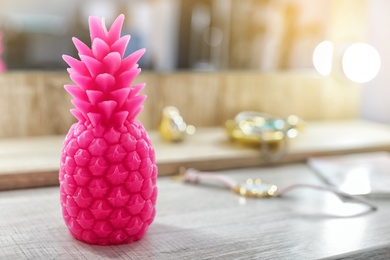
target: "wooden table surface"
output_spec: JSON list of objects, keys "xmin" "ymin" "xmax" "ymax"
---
[{"xmin": 1, "ymin": 163, "xmax": 390, "ymax": 259}]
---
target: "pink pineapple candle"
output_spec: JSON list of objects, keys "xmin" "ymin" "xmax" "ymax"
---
[{"xmin": 59, "ymin": 14, "xmax": 158, "ymax": 245}]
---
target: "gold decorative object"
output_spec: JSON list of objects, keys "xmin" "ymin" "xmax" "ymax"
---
[
  {"xmin": 159, "ymin": 106, "xmax": 195, "ymax": 142},
  {"xmin": 225, "ymin": 111, "xmax": 305, "ymax": 161},
  {"xmin": 233, "ymin": 178, "xmax": 278, "ymax": 198}
]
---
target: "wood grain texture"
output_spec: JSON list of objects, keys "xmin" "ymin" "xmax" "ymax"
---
[
  {"xmin": 0, "ymin": 72, "xmax": 75, "ymax": 137},
  {"xmin": 1, "ymin": 120, "xmax": 390, "ymax": 191},
  {"xmin": 0, "ymin": 71, "xmax": 360, "ymax": 138},
  {"xmin": 1, "ymin": 164, "xmax": 389, "ymax": 259}
]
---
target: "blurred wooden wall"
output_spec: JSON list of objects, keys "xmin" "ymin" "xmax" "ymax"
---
[
  {"xmin": 0, "ymin": 71, "xmax": 360, "ymax": 138},
  {"xmin": 178, "ymin": 0, "xmax": 330, "ymax": 70}
]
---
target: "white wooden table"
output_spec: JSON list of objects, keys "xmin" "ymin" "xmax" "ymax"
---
[{"xmin": 1, "ymin": 164, "xmax": 389, "ymax": 259}]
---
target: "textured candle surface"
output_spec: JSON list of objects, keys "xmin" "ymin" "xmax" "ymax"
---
[{"xmin": 59, "ymin": 14, "xmax": 157, "ymax": 245}]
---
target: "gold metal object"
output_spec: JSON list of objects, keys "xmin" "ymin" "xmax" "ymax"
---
[
  {"xmin": 233, "ymin": 178, "xmax": 278, "ymax": 198},
  {"xmin": 159, "ymin": 106, "xmax": 195, "ymax": 142},
  {"xmin": 225, "ymin": 112, "xmax": 304, "ymax": 145},
  {"xmin": 225, "ymin": 112, "xmax": 305, "ymax": 162}
]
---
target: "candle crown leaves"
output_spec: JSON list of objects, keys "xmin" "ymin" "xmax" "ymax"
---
[{"xmin": 63, "ymin": 14, "xmax": 146, "ymax": 127}]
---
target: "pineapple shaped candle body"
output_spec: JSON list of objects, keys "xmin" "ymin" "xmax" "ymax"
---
[{"xmin": 59, "ymin": 15, "xmax": 157, "ymax": 245}]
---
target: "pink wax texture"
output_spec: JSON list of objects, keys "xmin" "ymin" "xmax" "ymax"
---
[{"xmin": 59, "ymin": 14, "xmax": 158, "ymax": 245}]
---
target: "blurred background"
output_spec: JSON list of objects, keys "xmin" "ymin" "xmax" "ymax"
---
[
  {"xmin": 0, "ymin": 0, "xmax": 346, "ymax": 71},
  {"xmin": 0, "ymin": 0, "xmax": 389, "ymax": 123}
]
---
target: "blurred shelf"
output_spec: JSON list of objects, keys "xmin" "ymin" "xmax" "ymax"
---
[{"xmin": 1, "ymin": 119, "xmax": 390, "ymax": 191}]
